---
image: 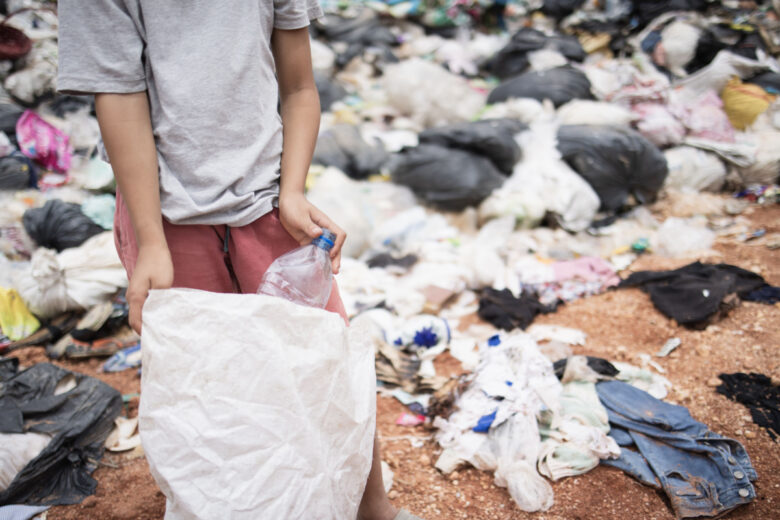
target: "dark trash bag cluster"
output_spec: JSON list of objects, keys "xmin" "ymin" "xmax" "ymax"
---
[
  {"xmin": 488, "ymin": 65, "xmax": 593, "ymax": 107},
  {"xmin": 418, "ymin": 118, "xmax": 527, "ymax": 175},
  {"xmin": 0, "ymin": 362, "xmax": 122, "ymax": 506},
  {"xmin": 478, "ymin": 287, "xmax": 554, "ymax": 331},
  {"xmin": 0, "ymin": 151, "xmax": 36, "ymax": 190},
  {"xmin": 22, "ymin": 199, "xmax": 104, "ymax": 252},
  {"xmin": 312, "ymin": 124, "xmax": 389, "ymax": 180},
  {"xmin": 487, "ymin": 27, "xmax": 586, "ymax": 79},
  {"xmin": 556, "ymin": 124, "xmax": 669, "ymax": 211}
]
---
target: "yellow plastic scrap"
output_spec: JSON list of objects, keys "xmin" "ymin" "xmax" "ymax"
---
[
  {"xmin": 721, "ymin": 76, "xmax": 775, "ymax": 130},
  {"xmin": 0, "ymin": 287, "xmax": 40, "ymax": 341}
]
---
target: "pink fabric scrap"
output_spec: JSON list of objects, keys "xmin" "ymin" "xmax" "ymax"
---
[{"xmin": 551, "ymin": 256, "xmax": 620, "ymax": 287}]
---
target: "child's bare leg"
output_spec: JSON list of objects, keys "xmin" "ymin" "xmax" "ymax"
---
[{"xmin": 357, "ymin": 435, "xmax": 398, "ymax": 520}]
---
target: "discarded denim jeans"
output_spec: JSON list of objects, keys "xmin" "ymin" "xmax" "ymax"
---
[{"xmin": 597, "ymin": 380, "xmax": 757, "ymax": 519}]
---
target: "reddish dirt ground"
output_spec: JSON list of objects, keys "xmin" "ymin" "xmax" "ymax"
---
[{"xmin": 9, "ymin": 201, "xmax": 779, "ymax": 520}]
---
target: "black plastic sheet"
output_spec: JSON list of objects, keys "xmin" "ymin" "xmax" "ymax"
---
[
  {"xmin": 0, "ymin": 362, "xmax": 122, "ymax": 506},
  {"xmin": 22, "ymin": 199, "xmax": 104, "ymax": 252},
  {"xmin": 487, "ymin": 65, "xmax": 593, "ymax": 107}
]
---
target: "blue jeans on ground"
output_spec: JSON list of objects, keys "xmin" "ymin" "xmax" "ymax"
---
[{"xmin": 596, "ymin": 380, "xmax": 757, "ymax": 519}]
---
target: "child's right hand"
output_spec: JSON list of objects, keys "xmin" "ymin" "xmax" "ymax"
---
[{"xmin": 127, "ymin": 243, "xmax": 174, "ymax": 334}]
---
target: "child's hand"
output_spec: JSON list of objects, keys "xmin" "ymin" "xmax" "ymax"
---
[
  {"xmin": 127, "ymin": 243, "xmax": 174, "ymax": 334},
  {"xmin": 279, "ymin": 192, "xmax": 347, "ymax": 274}
]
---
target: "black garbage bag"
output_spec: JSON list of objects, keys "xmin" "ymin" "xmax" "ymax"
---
[
  {"xmin": 22, "ymin": 199, "xmax": 104, "ymax": 252},
  {"xmin": 388, "ymin": 144, "xmax": 505, "ymax": 211},
  {"xmin": 557, "ymin": 125, "xmax": 668, "ymax": 211},
  {"xmin": 0, "ymin": 151, "xmax": 37, "ymax": 190},
  {"xmin": 0, "ymin": 362, "xmax": 122, "ymax": 506},
  {"xmin": 488, "ymin": 27, "xmax": 586, "ymax": 79},
  {"xmin": 312, "ymin": 124, "xmax": 389, "ymax": 180},
  {"xmin": 315, "ymin": 71, "xmax": 348, "ymax": 111},
  {"xmin": 746, "ymin": 71, "xmax": 780, "ymax": 94},
  {"xmin": 48, "ymin": 95, "xmax": 94, "ymax": 118},
  {"xmin": 553, "ymin": 356, "xmax": 620, "ymax": 380},
  {"xmin": 541, "ymin": 0, "xmax": 586, "ymax": 20},
  {"xmin": 632, "ymin": 0, "xmax": 708, "ymax": 25},
  {"xmin": 418, "ymin": 118, "xmax": 528, "ymax": 175},
  {"xmin": 487, "ymin": 65, "xmax": 593, "ymax": 107},
  {"xmin": 313, "ymin": 9, "xmax": 398, "ymax": 68},
  {"xmin": 687, "ymin": 25, "xmax": 765, "ymax": 75},
  {"xmin": 0, "ymin": 101, "xmax": 23, "ymax": 135}
]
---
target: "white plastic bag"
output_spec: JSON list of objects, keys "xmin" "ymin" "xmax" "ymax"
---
[
  {"xmin": 663, "ymin": 146, "xmax": 727, "ymax": 192},
  {"xmin": 140, "ymin": 289, "xmax": 376, "ymax": 520},
  {"xmin": 16, "ymin": 232, "xmax": 127, "ymax": 318}
]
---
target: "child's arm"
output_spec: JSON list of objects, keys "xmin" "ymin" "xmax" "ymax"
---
[
  {"xmin": 272, "ymin": 27, "xmax": 347, "ymax": 273},
  {"xmin": 95, "ymin": 93, "xmax": 174, "ymax": 333}
]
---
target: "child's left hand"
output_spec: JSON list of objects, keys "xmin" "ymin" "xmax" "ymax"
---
[{"xmin": 279, "ymin": 192, "xmax": 346, "ymax": 274}]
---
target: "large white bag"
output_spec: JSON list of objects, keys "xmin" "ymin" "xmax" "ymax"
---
[{"xmin": 140, "ymin": 289, "xmax": 376, "ymax": 520}]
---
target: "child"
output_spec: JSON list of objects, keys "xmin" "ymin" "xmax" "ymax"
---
[{"xmin": 57, "ymin": 1, "xmax": 422, "ymax": 519}]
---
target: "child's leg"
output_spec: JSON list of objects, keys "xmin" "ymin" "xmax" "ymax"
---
[
  {"xmin": 228, "ymin": 207, "xmax": 348, "ymax": 319},
  {"xmin": 114, "ymin": 192, "xmax": 236, "ymax": 292}
]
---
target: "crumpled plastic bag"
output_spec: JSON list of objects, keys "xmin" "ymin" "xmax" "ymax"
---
[
  {"xmin": 16, "ymin": 110, "xmax": 72, "ymax": 173},
  {"xmin": 418, "ymin": 118, "xmax": 527, "ymax": 175},
  {"xmin": 488, "ymin": 27, "xmax": 585, "ymax": 79},
  {"xmin": 382, "ymin": 58, "xmax": 486, "ymax": 128},
  {"xmin": 721, "ymin": 76, "xmax": 775, "ymax": 131},
  {"xmin": 488, "ymin": 65, "xmax": 593, "ymax": 107},
  {"xmin": 389, "ymin": 143, "xmax": 506, "ymax": 211},
  {"xmin": 16, "ymin": 232, "xmax": 128, "ymax": 319},
  {"xmin": 0, "ymin": 287, "xmax": 40, "ymax": 341},
  {"xmin": 140, "ymin": 288, "xmax": 376, "ymax": 520},
  {"xmin": 556, "ymin": 100, "xmax": 635, "ymax": 127},
  {"xmin": 23, "ymin": 199, "xmax": 104, "ymax": 252},
  {"xmin": 663, "ymin": 146, "xmax": 726, "ymax": 192},
  {"xmin": 312, "ymin": 124, "xmax": 388, "ymax": 180},
  {"xmin": 557, "ymin": 125, "xmax": 668, "ymax": 211}
]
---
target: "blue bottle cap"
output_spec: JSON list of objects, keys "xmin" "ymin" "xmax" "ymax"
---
[{"xmin": 312, "ymin": 228, "xmax": 336, "ymax": 251}]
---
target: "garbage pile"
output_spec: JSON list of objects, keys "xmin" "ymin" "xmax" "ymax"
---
[{"xmin": 1, "ymin": 0, "xmax": 779, "ymax": 517}]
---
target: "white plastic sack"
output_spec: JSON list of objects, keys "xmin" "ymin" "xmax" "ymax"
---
[
  {"xmin": 16, "ymin": 232, "xmax": 127, "ymax": 318},
  {"xmin": 382, "ymin": 58, "xmax": 486, "ymax": 128},
  {"xmin": 663, "ymin": 146, "xmax": 727, "ymax": 192},
  {"xmin": 556, "ymin": 100, "xmax": 635, "ymax": 126},
  {"xmin": 653, "ymin": 217, "xmax": 715, "ymax": 257},
  {"xmin": 140, "ymin": 289, "xmax": 375, "ymax": 520}
]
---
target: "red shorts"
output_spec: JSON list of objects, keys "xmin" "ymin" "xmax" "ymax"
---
[{"xmin": 114, "ymin": 193, "xmax": 348, "ymax": 320}]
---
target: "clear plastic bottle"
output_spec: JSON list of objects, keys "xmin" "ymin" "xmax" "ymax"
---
[{"xmin": 256, "ymin": 229, "xmax": 335, "ymax": 308}]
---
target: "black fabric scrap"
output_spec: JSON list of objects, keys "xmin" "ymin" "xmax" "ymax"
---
[
  {"xmin": 717, "ymin": 373, "xmax": 780, "ymax": 442},
  {"xmin": 620, "ymin": 262, "xmax": 775, "ymax": 328},
  {"xmin": 478, "ymin": 288, "xmax": 554, "ymax": 331}
]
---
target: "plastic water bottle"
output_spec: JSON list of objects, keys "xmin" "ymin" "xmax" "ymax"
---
[{"xmin": 257, "ymin": 229, "xmax": 335, "ymax": 308}]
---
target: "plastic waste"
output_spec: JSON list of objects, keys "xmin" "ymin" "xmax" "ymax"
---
[
  {"xmin": 747, "ymin": 71, "xmax": 780, "ymax": 94},
  {"xmin": 3, "ymin": 40, "xmax": 57, "ymax": 105},
  {"xmin": 140, "ymin": 288, "xmax": 375, "ymax": 519},
  {"xmin": 16, "ymin": 232, "xmax": 128, "ymax": 319},
  {"xmin": 81, "ymin": 194, "xmax": 116, "ymax": 230},
  {"xmin": 382, "ymin": 58, "xmax": 486, "ymax": 128},
  {"xmin": 488, "ymin": 27, "xmax": 585, "ymax": 79},
  {"xmin": 737, "ymin": 130, "xmax": 780, "ymax": 185},
  {"xmin": 541, "ymin": 0, "xmax": 586, "ymax": 19},
  {"xmin": 388, "ymin": 143, "xmax": 506, "ymax": 211},
  {"xmin": 663, "ymin": 146, "xmax": 726, "ymax": 192},
  {"xmin": 257, "ymin": 229, "xmax": 336, "ymax": 308},
  {"xmin": 556, "ymin": 125, "xmax": 668, "ymax": 211},
  {"xmin": 721, "ymin": 76, "xmax": 775, "ymax": 131},
  {"xmin": 487, "ymin": 65, "xmax": 593, "ymax": 107},
  {"xmin": 418, "ymin": 118, "xmax": 527, "ymax": 175},
  {"xmin": 0, "ymin": 287, "xmax": 40, "ymax": 342},
  {"xmin": 15, "ymin": 110, "xmax": 72, "ymax": 173},
  {"xmin": 0, "ymin": 151, "xmax": 36, "ymax": 190},
  {"xmin": 632, "ymin": 103, "xmax": 686, "ymax": 147},
  {"xmin": 556, "ymin": 100, "xmax": 634, "ymax": 126},
  {"xmin": 653, "ymin": 217, "xmax": 715, "ymax": 257},
  {"xmin": 22, "ymin": 199, "xmax": 104, "ymax": 252},
  {"xmin": 312, "ymin": 124, "xmax": 388, "ymax": 180},
  {"xmin": 314, "ymin": 70, "xmax": 348, "ymax": 111},
  {"xmin": 0, "ymin": 362, "xmax": 121, "ymax": 506}
]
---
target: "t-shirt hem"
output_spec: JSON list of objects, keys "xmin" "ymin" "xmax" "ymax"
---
[
  {"xmin": 57, "ymin": 75, "xmax": 147, "ymax": 95},
  {"xmin": 273, "ymin": 5, "xmax": 323, "ymax": 30},
  {"xmin": 163, "ymin": 197, "xmax": 278, "ymax": 228}
]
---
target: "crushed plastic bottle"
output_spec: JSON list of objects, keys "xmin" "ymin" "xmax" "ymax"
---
[{"xmin": 257, "ymin": 229, "xmax": 335, "ymax": 308}]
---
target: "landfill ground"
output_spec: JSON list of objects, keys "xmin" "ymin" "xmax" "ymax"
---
[{"xmin": 9, "ymin": 198, "xmax": 777, "ymax": 520}]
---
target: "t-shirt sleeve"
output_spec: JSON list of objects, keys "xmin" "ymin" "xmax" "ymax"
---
[
  {"xmin": 273, "ymin": 0, "xmax": 323, "ymax": 30},
  {"xmin": 57, "ymin": 0, "xmax": 146, "ymax": 95}
]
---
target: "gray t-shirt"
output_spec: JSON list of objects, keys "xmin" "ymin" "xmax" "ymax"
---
[{"xmin": 57, "ymin": 0, "xmax": 323, "ymax": 227}]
